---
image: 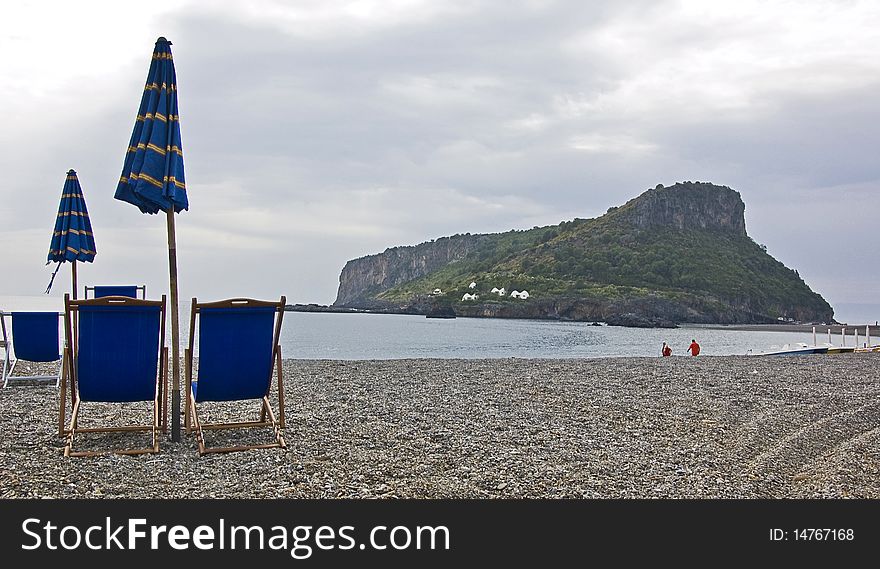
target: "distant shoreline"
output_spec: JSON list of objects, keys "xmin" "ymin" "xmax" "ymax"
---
[
  {"xmin": 285, "ymin": 303, "xmax": 365, "ymax": 314},
  {"xmin": 285, "ymin": 304, "xmax": 877, "ymax": 334}
]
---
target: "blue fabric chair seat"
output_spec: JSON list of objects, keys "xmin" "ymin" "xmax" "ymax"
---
[
  {"xmin": 77, "ymin": 304, "xmax": 161, "ymax": 402},
  {"xmin": 194, "ymin": 306, "xmax": 275, "ymax": 402},
  {"xmin": 93, "ymin": 285, "xmax": 139, "ymax": 298},
  {"xmin": 11, "ymin": 312, "xmax": 60, "ymax": 362},
  {"xmin": 2, "ymin": 311, "xmax": 62, "ymax": 388}
]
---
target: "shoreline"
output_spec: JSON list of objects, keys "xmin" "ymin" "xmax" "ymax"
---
[{"xmin": 286, "ymin": 304, "xmax": 877, "ymax": 334}]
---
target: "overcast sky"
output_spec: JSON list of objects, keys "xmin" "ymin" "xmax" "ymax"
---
[{"xmin": 2, "ymin": 0, "xmax": 878, "ymax": 322}]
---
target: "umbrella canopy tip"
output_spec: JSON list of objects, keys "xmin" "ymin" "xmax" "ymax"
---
[
  {"xmin": 156, "ymin": 36, "xmax": 172, "ymax": 44},
  {"xmin": 67, "ymin": 169, "xmax": 76, "ymax": 175}
]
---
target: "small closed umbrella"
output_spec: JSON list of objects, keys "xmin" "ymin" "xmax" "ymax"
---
[
  {"xmin": 46, "ymin": 169, "xmax": 96, "ymax": 297},
  {"xmin": 114, "ymin": 37, "xmax": 188, "ymax": 441}
]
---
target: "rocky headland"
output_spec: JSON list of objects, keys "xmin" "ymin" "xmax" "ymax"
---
[{"xmin": 331, "ymin": 182, "xmax": 833, "ymax": 327}]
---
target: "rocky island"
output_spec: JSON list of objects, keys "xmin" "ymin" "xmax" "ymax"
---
[{"xmin": 327, "ymin": 182, "xmax": 833, "ymax": 326}]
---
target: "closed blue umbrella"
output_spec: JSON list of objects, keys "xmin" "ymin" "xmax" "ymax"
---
[
  {"xmin": 115, "ymin": 37, "xmax": 187, "ymax": 214},
  {"xmin": 46, "ymin": 169, "xmax": 97, "ymax": 297},
  {"xmin": 114, "ymin": 37, "xmax": 188, "ymax": 441}
]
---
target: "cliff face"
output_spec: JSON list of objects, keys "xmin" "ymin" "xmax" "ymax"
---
[
  {"xmin": 625, "ymin": 182, "xmax": 746, "ymax": 235},
  {"xmin": 332, "ymin": 182, "xmax": 834, "ymax": 325},
  {"xmin": 335, "ymin": 234, "xmax": 487, "ymax": 306}
]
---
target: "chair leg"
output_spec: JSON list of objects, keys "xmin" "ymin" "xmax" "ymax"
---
[
  {"xmin": 70, "ymin": 359, "xmax": 77, "ymax": 406},
  {"xmin": 184, "ymin": 348, "xmax": 191, "ymax": 432},
  {"xmin": 276, "ymin": 350, "xmax": 285, "ymax": 429},
  {"xmin": 5, "ymin": 359, "xmax": 17, "ymax": 388},
  {"xmin": 190, "ymin": 395, "xmax": 207, "ymax": 455},
  {"xmin": 153, "ymin": 393, "xmax": 160, "ymax": 453},
  {"xmin": 64, "ymin": 398, "xmax": 81, "ymax": 457},
  {"xmin": 263, "ymin": 396, "xmax": 286, "ymax": 449},
  {"xmin": 1, "ymin": 340, "xmax": 8, "ymax": 389},
  {"xmin": 156, "ymin": 349, "xmax": 163, "ymax": 433},
  {"xmin": 162, "ymin": 347, "xmax": 169, "ymax": 433},
  {"xmin": 58, "ymin": 349, "xmax": 69, "ymax": 437}
]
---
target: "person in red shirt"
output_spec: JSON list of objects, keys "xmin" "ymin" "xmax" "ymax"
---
[
  {"xmin": 661, "ymin": 342, "xmax": 672, "ymax": 357},
  {"xmin": 687, "ymin": 339, "xmax": 701, "ymax": 356}
]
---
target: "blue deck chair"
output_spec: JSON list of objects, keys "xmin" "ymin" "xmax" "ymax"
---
[
  {"xmin": 58, "ymin": 284, "xmax": 144, "ymax": 437},
  {"xmin": 185, "ymin": 297, "xmax": 286, "ymax": 454},
  {"xmin": 62, "ymin": 294, "xmax": 167, "ymax": 457},
  {"xmin": 84, "ymin": 284, "xmax": 146, "ymax": 299},
  {"xmin": 1, "ymin": 311, "xmax": 63, "ymax": 388}
]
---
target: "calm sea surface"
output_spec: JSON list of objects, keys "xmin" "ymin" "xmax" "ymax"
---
[{"xmin": 1, "ymin": 295, "xmax": 844, "ymax": 358}]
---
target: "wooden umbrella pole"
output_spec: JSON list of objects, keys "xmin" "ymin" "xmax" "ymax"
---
[
  {"xmin": 166, "ymin": 209, "xmax": 181, "ymax": 442},
  {"xmin": 70, "ymin": 260, "xmax": 78, "ymax": 406}
]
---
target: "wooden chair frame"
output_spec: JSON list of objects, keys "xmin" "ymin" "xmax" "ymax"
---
[
  {"xmin": 185, "ymin": 296, "xmax": 286, "ymax": 455},
  {"xmin": 0, "ymin": 315, "xmax": 6, "ymax": 387},
  {"xmin": 62, "ymin": 294, "xmax": 168, "ymax": 457}
]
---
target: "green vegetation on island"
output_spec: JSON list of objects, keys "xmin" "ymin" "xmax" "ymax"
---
[{"xmin": 336, "ymin": 182, "xmax": 834, "ymax": 325}]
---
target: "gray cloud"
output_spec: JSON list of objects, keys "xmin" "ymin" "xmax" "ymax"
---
[{"xmin": 2, "ymin": 0, "xmax": 878, "ymax": 320}]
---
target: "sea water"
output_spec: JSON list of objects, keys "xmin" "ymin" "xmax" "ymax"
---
[
  {"xmin": 276, "ymin": 312, "xmax": 820, "ymax": 359},
  {"xmin": 1, "ymin": 295, "xmax": 824, "ymax": 359}
]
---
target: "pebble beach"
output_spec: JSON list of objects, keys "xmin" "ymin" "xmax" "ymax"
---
[{"xmin": 1, "ymin": 355, "xmax": 879, "ymax": 499}]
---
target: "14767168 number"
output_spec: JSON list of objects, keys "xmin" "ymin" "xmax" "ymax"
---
[{"xmin": 793, "ymin": 529, "xmax": 854, "ymax": 541}]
